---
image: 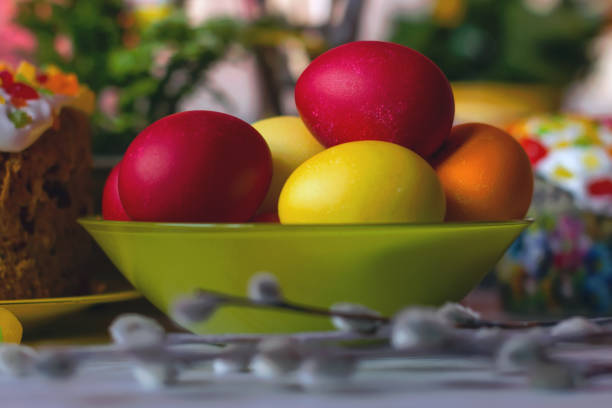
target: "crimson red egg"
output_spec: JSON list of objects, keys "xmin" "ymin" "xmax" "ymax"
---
[
  {"xmin": 102, "ymin": 162, "xmax": 131, "ymax": 221},
  {"xmin": 119, "ymin": 111, "xmax": 272, "ymax": 222},
  {"xmin": 295, "ymin": 41, "xmax": 454, "ymax": 158}
]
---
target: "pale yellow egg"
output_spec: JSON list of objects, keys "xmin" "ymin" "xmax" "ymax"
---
[
  {"xmin": 0, "ymin": 308, "xmax": 22, "ymax": 344},
  {"xmin": 253, "ymin": 116, "xmax": 324, "ymax": 214},
  {"xmin": 278, "ymin": 140, "xmax": 446, "ymax": 224}
]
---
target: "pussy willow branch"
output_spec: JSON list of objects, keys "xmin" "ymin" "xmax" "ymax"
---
[
  {"xmin": 166, "ymin": 328, "xmax": 390, "ymax": 346},
  {"xmin": 44, "ymin": 327, "xmax": 612, "ymax": 373},
  {"xmin": 195, "ymin": 288, "xmax": 612, "ymax": 331},
  {"xmin": 460, "ymin": 317, "xmax": 612, "ymax": 330},
  {"xmin": 196, "ymin": 289, "xmax": 390, "ymax": 324},
  {"xmin": 33, "ymin": 330, "xmax": 491, "ymax": 371},
  {"xmin": 13, "ymin": 318, "xmax": 612, "ymax": 390},
  {"xmin": 583, "ymin": 363, "xmax": 612, "ymax": 379}
]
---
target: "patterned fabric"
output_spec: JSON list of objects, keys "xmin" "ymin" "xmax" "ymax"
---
[{"xmin": 497, "ymin": 212, "xmax": 612, "ymax": 314}]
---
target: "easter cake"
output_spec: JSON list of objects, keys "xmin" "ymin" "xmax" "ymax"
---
[
  {"xmin": 0, "ymin": 62, "xmax": 95, "ymax": 299},
  {"xmin": 508, "ymin": 114, "xmax": 612, "ymax": 216},
  {"xmin": 498, "ymin": 114, "xmax": 612, "ymax": 314}
]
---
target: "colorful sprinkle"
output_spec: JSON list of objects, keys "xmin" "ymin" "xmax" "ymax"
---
[
  {"xmin": 43, "ymin": 64, "xmax": 62, "ymax": 76},
  {"xmin": 16, "ymin": 61, "xmax": 37, "ymax": 85},
  {"xmin": 5, "ymin": 82, "xmax": 39, "ymax": 100},
  {"xmin": 0, "ymin": 70, "xmax": 13, "ymax": 89},
  {"xmin": 520, "ymin": 138, "xmax": 548, "ymax": 165},
  {"xmin": 44, "ymin": 72, "xmax": 80, "ymax": 96},
  {"xmin": 582, "ymin": 153, "xmax": 600, "ymax": 171},
  {"xmin": 10, "ymin": 97, "xmax": 27, "ymax": 108},
  {"xmin": 7, "ymin": 110, "xmax": 32, "ymax": 128},
  {"xmin": 588, "ymin": 179, "xmax": 612, "ymax": 197},
  {"xmin": 0, "ymin": 61, "xmax": 82, "ymax": 99},
  {"xmin": 555, "ymin": 141, "xmax": 570, "ymax": 148},
  {"xmin": 36, "ymin": 73, "xmax": 48, "ymax": 84},
  {"xmin": 0, "ymin": 60, "xmax": 87, "ymax": 153},
  {"xmin": 553, "ymin": 165, "xmax": 573, "ymax": 179}
]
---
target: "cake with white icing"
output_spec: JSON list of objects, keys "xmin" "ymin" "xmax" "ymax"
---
[
  {"xmin": 507, "ymin": 114, "xmax": 612, "ymax": 216},
  {"xmin": 0, "ymin": 61, "xmax": 95, "ymax": 299}
]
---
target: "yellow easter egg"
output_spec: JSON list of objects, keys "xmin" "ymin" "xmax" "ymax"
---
[
  {"xmin": 278, "ymin": 140, "xmax": 446, "ymax": 224},
  {"xmin": 252, "ymin": 116, "xmax": 324, "ymax": 215},
  {"xmin": 0, "ymin": 308, "xmax": 23, "ymax": 344}
]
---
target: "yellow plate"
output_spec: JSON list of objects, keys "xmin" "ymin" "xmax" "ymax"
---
[
  {"xmin": 80, "ymin": 217, "xmax": 530, "ymax": 334},
  {"xmin": 452, "ymin": 81, "xmax": 561, "ymax": 126},
  {"xmin": 0, "ymin": 290, "xmax": 141, "ymax": 328}
]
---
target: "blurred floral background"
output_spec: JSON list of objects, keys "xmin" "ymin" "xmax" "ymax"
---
[{"xmin": 2, "ymin": 0, "xmax": 610, "ymax": 153}]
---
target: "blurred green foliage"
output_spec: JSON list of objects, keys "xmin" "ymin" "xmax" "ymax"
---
[
  {"xmin": 99, "ymin": 15, "xmax": 245, "ymax": 154},
  {"xmin": 17, "ymin": 0, "xmax": 246, "ymax": 153},
  {"xmin": 17, "ymin": 1, "xmax": 308, "ymax": 154},
  {"xmin": 17, "ymin": 0, "xmax": 125, "ymax": 93},
  {"xmin": 389, "ymin": 0, "xmax": 603, "ymax": 84}
]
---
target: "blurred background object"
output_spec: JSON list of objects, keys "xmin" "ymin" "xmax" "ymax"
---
[
  {"xmin": 388, "ymin": 0, "xmax": 601, "ymax": 84},
  {"xmin": 13, "ymin": 0, "xmax": 359, "ymax": 153},
  {"xmin": 565, "ymin": 10, "xmax": 612, "ymax": 117},
  {"xmin": 8, "ymin": 0, "xmax": 611, "ymax": 152},
  {"xmin": 0, "ymin": 1, "xmax": 35, "ymax": 66},
  {"xmin": 498, "ymin": 114, "xmax": 612, "ymax": 316}
]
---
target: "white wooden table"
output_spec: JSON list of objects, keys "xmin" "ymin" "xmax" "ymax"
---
[{"xmin": 2, "ymin": 348, "xmax": 612, "ymax": 408}]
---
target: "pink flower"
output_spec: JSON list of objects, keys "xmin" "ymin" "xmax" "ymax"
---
[
  {"xmin": 0, "ymin": 1, "xmax": 36, "ymax": 65},
  {"xmin": 99, "ymin": 87, "xmax": 120, "ymax": 117},
  {"xmin": 54, "ymin": 34, "xmax": 73, "ymax": 60}
]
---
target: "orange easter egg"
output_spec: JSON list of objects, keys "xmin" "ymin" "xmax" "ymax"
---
[{"xmin": 431, "ymin": 123, "xmax": 533, "ymax": 222}]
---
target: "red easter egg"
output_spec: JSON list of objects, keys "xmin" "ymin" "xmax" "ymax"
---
[
  {"xmin": 119, "ymin": 111, "xmax": 272, "ymax": 222},
  {"xmin": 295, "ymin": 41, "xmax": 454, "ymax": 158},
  {"xmin": 102, "ymin": 162, "xmax": 131, "ymax": 221}
]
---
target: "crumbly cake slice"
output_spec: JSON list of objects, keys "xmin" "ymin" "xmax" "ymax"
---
[{"xmin": 0, "ymin": 107, "xmax": 93, "ymax": 299}]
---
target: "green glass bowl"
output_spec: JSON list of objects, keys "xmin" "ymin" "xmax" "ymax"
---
[{"xmin": 79, "ymin": 217, "xmax": 530, "ymax": 334}]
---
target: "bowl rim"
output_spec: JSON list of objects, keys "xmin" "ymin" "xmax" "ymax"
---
[{"xmin": 78, "ymin": 216, "xmax": 532, "ymax": 233}]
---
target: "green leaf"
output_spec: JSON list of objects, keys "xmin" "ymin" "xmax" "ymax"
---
[
  {"xmin": 14, "ymin": 74, "xmax": 32, "ymax": 86},
  {"xmin": 108, "ymin": 46, "xmax": 155, "ymax": 79},
  {"xmin": 8, "ymin": 110, "xmax": 33, "ymax": 129}
]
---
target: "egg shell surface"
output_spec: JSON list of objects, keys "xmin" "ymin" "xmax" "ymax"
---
[
  {"xmin": 119, "ymin": 111, "xmax": 272, "ymax": 222},
  {"xmin": 278, "ymin": 140, "xmax": 446, "ymax": 224},
  {"xmin": 252, "ymin": 116, "xmax": 324, "ymax": 214},
  {"xmin": 432, "ymin": 123, "xmax": 533, "ymax": 222},
  {"xmin": 295, "ymin": 41, "xmax": 454, "ymax": 158},
  {"xmin": 102, "ymin": 162, "xmax": 131, "ymax": 221}
]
